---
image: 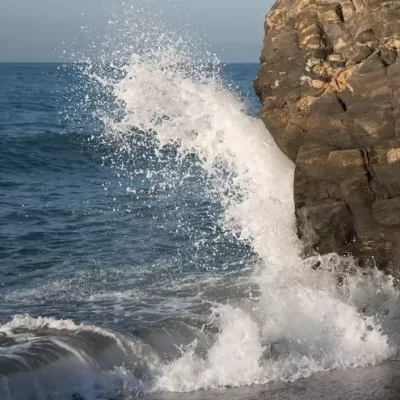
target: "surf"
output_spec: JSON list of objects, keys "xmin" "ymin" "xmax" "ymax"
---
[{"xmin": 1, "ymin": 5, "xmax": 399, "ymax": 399}]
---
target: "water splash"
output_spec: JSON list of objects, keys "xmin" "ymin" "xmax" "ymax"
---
[
  {"xmin": 85, "ymin": 5, "xmax": 397, "ymax": 393},
  {"xmin": 2, "ymin": 3, "xmax": 399, "ymax": 399}
]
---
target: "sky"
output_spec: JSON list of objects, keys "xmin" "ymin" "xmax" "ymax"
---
[{"xmin": 0, "ymin": 0, "xmax": 274, "ymax": 63}]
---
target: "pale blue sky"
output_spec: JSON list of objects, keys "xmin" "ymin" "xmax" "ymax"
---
[{"xmin": 0, "ymin": 0, "xmax": 274, "ymax": 62}]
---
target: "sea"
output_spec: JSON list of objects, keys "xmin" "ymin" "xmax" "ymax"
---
[{"xmin": 1, "ymin": 17, "xmax": 400, "ymax": 400}]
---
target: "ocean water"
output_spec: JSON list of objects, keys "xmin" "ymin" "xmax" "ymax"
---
[{"xmin": 1, "ymin": 22, "xmax": 400, "ymax": 400}]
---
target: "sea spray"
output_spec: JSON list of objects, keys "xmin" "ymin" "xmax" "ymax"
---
[{"xmin": 84, "ymin": 6, "xmax": 396, "ymax": 392}]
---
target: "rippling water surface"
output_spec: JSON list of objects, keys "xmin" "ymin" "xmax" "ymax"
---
[{"xmin": 0, "ymin": 62, "xmax": 258, "ymax": 327}]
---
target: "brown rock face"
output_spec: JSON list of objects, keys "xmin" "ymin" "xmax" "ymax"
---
[{"xmin": 254, "ymin": 0, "xmax": 400, "ymax": 270}]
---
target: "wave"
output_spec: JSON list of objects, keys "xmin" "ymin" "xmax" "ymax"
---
[
  {"xmin": 0, "ymin": 315, "xmax": 160, "ymax": 399},
  {"xmin": 2, "ymin": 4, "xmax": 400, "ymax": 400},
  {"xmin": 88, "ymin": 6, "xmax": 398, "ymax": 393}
]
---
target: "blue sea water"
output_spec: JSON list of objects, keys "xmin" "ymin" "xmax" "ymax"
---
[
  {"xmin": 1, "ymin": 62, "xmax": 400, "ymax": 400},
  {"xmin": 0, "ymin": 63, "xmax": 258, "ymax": 327}
]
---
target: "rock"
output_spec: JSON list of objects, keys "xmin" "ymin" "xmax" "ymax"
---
[
  {"xmin": 372, "ymin": 198, "xmax": 400, "ymax": 226},
  {"xmin": 255, "ymin": 0, "xmax": 400, "ymax": 270}
]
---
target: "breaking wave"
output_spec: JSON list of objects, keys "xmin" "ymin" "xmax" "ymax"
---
[{"xmin": 1, "ymin": 4, "xmax": 399, "ymax": 399}]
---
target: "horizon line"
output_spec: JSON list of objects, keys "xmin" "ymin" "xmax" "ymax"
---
[{"xmin": 0, "ymin": 61, "xmax": 260, "ymax": 65}]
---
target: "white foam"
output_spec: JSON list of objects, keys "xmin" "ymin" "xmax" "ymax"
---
[{"xmin": 0, "ymin": 315, "xmax": 129, "ymax": 354}]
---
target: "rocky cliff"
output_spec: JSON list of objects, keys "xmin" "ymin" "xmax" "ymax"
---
[{"xmin": 254, "ymin": 0, "xmax": 400, "ymax": 270}]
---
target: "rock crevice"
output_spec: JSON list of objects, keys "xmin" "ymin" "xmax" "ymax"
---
[{"xmin": 255, "ymin": 0, "xmax": 400, "ymax": 270}]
